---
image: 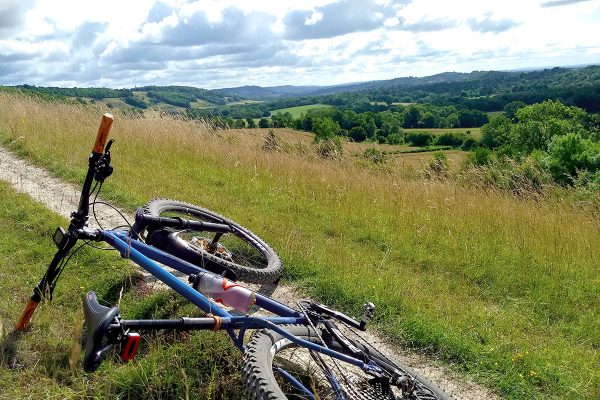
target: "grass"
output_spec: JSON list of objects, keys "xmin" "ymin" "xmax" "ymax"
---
[
  {"xmin": 270, "ymin": 103, "xmax": 333, "ymax": 118},
  {"xmin": 0, "ymin": 180, "xmax": 245, "ymax": 398},
  {"xmin": 0, "ymin": 92, "xmax": 599, "ymax": 399}
]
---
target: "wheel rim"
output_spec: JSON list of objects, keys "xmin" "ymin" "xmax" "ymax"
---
[
  {"xmin": 269, "ymin": 338, "xmax": 403, "ymax": 400},
  {"xmin": 157, "ymin": 210, "xmax": 271, "ymax": 271}
]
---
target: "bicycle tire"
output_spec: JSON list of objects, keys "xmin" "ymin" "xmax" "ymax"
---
[
  {"xmin": 243, "ymin": 326, "xmax": 452, "ymax": 400},
  {"xmin": 144, "ymin": 199, "xmax": 282, "ymax": 284}
]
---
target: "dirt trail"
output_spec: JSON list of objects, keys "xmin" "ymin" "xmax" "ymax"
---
[{"xmin": 0, "ymin": 145, "xmax": 499, "ymax": 400}]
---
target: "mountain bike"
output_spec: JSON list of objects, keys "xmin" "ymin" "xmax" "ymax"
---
[{"xmin": 15, "ymin": 114, "xmax": 452, "ymax": 399}]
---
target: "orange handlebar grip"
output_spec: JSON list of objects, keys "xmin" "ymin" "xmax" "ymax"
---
[
  {"xmin": 15, "ymin": 299, "xmax": 39, "ymax": 330},
  {"xmin": 92, "ymin": 113, "xmax": 114, "ymax": 154}
]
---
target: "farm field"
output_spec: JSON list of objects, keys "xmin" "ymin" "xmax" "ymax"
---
[
  {"xmin": 270, "ymin": 103, "xmax": 333, "ymax": 118},
  {"xmin": 0, "ymin": 92, "xmax": 599, "ymax": 399}
]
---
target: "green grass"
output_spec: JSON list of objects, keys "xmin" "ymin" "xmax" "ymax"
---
[
  {"xmin": 0, "ymin": 181, "xmax": 244, "ymax": 398},
  {"xmin": 270, "ymin": 103, "xmax": 332, "ymax": 118},
  {"xmin": 1, "ymin": 93, "xmax": 600, "ymax": 399}
]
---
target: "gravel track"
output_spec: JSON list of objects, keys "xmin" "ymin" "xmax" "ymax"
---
[{"xmin": 0, "ymin": 145, "xmax": 499, "ymax": 400}]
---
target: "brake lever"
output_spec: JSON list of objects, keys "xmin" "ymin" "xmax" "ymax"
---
[{"xmin": 94, "ymin": 139, "xmax": 114, "ymax": 182}]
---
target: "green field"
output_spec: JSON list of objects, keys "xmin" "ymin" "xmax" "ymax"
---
[
  {"xmin": 1, "ymin": 92, "xmax": 599, "ymax": 399},
  {"xmin": 270, "ymin": 103, "xmax": 333, "ymax": 118}
]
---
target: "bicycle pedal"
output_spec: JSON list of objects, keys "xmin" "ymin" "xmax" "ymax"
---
[{"xmin": 120, "ymin": 333, "xmax": 141, "ymax": 362}]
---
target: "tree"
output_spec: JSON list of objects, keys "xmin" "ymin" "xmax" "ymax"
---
[
  {"xmin": 365, "ymin": 119, "xmax": 377, "ymax": 138},
  {"xmin": 259, "ymin": 118, "xmax": 271, "ymax": 128},
  {"xmin": 503, "ymin": 100, "xmax": 526, "ymax": 120},
  {"xmin": 445, "ymin": 113, "xmax": 460, "ymax": 128},
  {"xmin": 233, "ymin": 119, "xmax": 246, "ymax": 128},
  {"xmin": 271, "ymin": 112, "xmax": 293, "ymax": 128},
  {"xmin": 512, "ymin": 100, "xmax": 587, "ymax": 154},
  {"xmin": 481, "ymin": 115, "xmax": 513, "ymax": 149},
  {"xmin": 348, "ymin": 126, "xmax": 367, "ymax": 142},
  {"xmin": 403, "ymin": 106, "xmax": 420, "ymax": 128},
  {"xmin": 313, "ymin": 117, "xmax": 341, "ymax": 142},
  {"xmin": 246, "ymin": 118, "xmax": 257, "ymax": 128},
  {"xmin": 547, "ymin": 133, "xmax": 600, "ymax": 184}
]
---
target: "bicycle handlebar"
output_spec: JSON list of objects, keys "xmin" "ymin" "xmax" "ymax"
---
[{"xmin": 92, "ymin": 113, "xmax": 114, "ymax": 154}]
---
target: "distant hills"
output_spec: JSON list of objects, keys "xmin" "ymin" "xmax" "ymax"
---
[{"xmin": 2, "ymin": 65, "xmax": 599, "ymax": 113}]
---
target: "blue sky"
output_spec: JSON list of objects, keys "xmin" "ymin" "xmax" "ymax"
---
[{"xmin": 0, "ymin": 0, "xmax": 598, "ymax": 88}]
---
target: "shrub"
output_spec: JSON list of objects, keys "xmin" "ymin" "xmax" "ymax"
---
[
  {"xmin": 460, "ymin": 154, "xmax": 553, "ymax": 195},
  {"xmin": 547, "ymin": 133, "xmax": 600, "ymax": 185},
  {"xmin": 124, "ymin": 96, "xmax": 148, "ymax": 109},
  {"xmin": 426, "ymin": 152, "xmax": 449, "ymax": 176},
  {"xmin": 461, "ymin": 137, "xmax": 479, "ymax": 150},
  {"xmin": 435, "ymin": 132, "xmax": 467, "ymax": 147},
  {"xmin": 386, "ymin": 132, "xmax": 404, "ymax": 145},
  {"xmin": 262, "ymin": 129, "xmax": 281, "ymax": 152},
  {"xmin": 468, "ymin": 147, "xmax": 494, "ymax": 166},
  {"xmin": 348, "ymin": 126, "xmax": 367, "ymax": 142},
  {"xmin": 313, "ymin": 117, "xmax": 341, "ymax": 142},
  {"xmin": 362, "ymin": 148, "xmax": 388, "ymax": 164},
  {"xmin": 481, "ymin": 115, "xmax": 513, "ymax": 149},
  {"xmin": 315, "ymin": 137, "xmax": 342, "ymax": 159},
  {"xmin": 406, "ymin": 131, "xmax": 434, "ymax": 147},
  {"xmin": 258, "ymin": 118, "xmax": 271, "ymax": 128}
]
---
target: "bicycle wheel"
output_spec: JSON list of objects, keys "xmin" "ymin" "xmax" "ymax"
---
[
  {"xmin": 243, "ymin": 326, "xmax": 451, "ymax": 400},
  {"xmin": 144, "ymin": 199, "xmax": 282, "ymax": 284}
]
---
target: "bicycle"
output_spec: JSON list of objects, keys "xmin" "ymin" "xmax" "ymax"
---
[{"xmin": 15, "ymin": 114, "xmax": 452, "ymax": 400}]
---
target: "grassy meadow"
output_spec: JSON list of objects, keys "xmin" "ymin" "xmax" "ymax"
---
[
  {"xmin": 0, "ymin": 181, "xmax": 244, "ymax": 399},
  {"xmin": 269, "ymin": 103, "xmax": 333, "ymax": 118},
  {"xmin": 0, "ymin": 92, "xmax": 599, "ymax": 399}
]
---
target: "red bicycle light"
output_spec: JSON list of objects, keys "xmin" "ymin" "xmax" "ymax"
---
[{"xmin": 120, "ymin": 333, "xmax": 141, "ymax": 362}]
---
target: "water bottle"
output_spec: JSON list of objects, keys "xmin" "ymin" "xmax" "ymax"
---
[{"xmin": 189, "ymin": 273, "xmax": 256, "ymax": 312}]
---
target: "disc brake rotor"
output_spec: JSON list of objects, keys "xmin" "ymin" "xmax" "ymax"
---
[{"xmin": 189, "ymin": 236, "xmax": 233, "ymax": 261}]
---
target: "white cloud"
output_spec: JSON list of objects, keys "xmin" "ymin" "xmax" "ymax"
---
[{"xmin": 0, "ymin": 0, "xmax": 598, "ymax": 88}]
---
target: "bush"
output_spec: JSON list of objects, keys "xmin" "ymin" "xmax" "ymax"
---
[
  {"xmin": 426, "ymin": 152, "xmax": 449, "ymax": 176},
  {"xmin": 313, "ymin": 117, "xmax": 341, "ymax": 142},
  {"xmin": 435, "ymin": 132, "xmax": 467, "ymax": 147},
  {"xmin": 258, "ymin": 118, "xmax": 271, "ymax": 128},
  {"xmin": 468, "ymin": 147, "xmax": 494, "ymax": 166},
  {"xmin": 348, "ymin": 126, "xmax": 367, "ymax": 142},
  {"xmin": 406, "ymin": 131, "xmax": 434, "ymax": 147},
  {"xmin": 124, "ymin": 96, "xmax": 148, "ymax": 109},
  {"xmin": 481, "ymin": 115, "xmax": 513, "ymax": 149},
  {"xmin": 315, "ymin": 137, "xmax": 343, "ymax": 159},
  {"xmin": 460, "ymin": 156, "xmax": 552, "ymax": 195},
  {"xmin": 461, "ymin": 137, "xmax": 479, "ymax": 150},
  {"xmin": 547, "ymin": 132, "xmax": 600, "ymax": 185},
  {"xmin": 386, "ymin": 132, "xmax": 404, "ymax": 145},
  {"xmin": 262, "ymin": 129, "xmax": 281, "ymax": 152},
  {"xmin": 362, "ymin": 148, "xmax": 388, "ymax": 164}
]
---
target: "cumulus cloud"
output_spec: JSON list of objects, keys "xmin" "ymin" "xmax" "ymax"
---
[
  {"xmin": 399, "ymin": 18, "xmax": 459, "ymax": 32},
  {"xmin": 144, "ymin": 7, "xmax": 276, "ymax": 47},
  {"xmin": 283, "ymin": 0, "xmax": 398, "ymax": 40},
  {"xmin": 467, "ymin": 14, "xmax": 521, "ymax": 33},
  {"xmin": 541, "ymin": 0, "xmax": 592, "ymax": 7},
  {"xmin": 0, "ymin": 0, "xmax": 598, "ymax": 87},
  {"xmin": 0, "ymin": 0, "xmax": 36, "ymax": 38}
]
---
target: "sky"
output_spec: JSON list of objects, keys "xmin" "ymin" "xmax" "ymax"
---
[{"xmin": 0, "ymin": 0, "xmax": 599, "ymax": 89}]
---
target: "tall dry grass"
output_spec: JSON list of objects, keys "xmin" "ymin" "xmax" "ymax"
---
[{"xmin": 0, "ymin": 92, "xmax": 599, "ymax": 398}]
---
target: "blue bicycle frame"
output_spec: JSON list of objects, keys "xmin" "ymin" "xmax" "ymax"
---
[
  {"xmin": 103, "ymin": 230, "xmax": 370, "ymax": 371},
  {"xmin": 15, "ymin": 115, "xmax": 390, "ymax": 400}
]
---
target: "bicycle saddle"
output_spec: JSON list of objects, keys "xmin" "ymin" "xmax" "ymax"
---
[{"xmin": 82, "ymin": 291, "xmax": 120, "ymax": 372}]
